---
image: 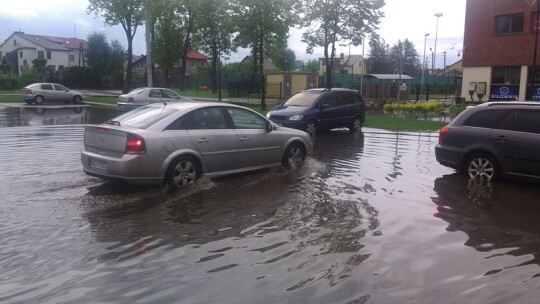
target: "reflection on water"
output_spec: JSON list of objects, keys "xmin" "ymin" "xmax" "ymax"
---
[
  {"xmin": 1, "ymin": 125, "xmax": 540, "ymax": 303},
  {"xmin": 433, "ymin": 174, "xmax": 540, "ymax": 273},
  {"xmin": 0, "ymin": 104, "xmax": 118, "ymax": 127}
]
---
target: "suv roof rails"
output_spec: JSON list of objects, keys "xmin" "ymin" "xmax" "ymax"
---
[{"xmin": 483, "ymin": 101, "xmax": 540, "ymax": 107}]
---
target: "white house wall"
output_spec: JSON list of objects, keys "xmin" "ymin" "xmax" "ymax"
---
[{"xmin": 461, "ymin": 66, "xmax": 529, "ymax": 102}]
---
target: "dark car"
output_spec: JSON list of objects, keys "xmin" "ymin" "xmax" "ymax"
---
[
  {"xmin": 266, "ymin": 88, "xmax": 365, "ymax": 136},
  {"xmin": 435, "ymin": 102, "xmax": 540, "ymax": 181}
]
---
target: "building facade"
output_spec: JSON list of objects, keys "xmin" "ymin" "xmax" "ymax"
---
[
  {"xmin": 0, "ymin": 32, "xmax": 87, "ymax": 75},
  {"xmin": 318, "ymin": 53, "xmax": 367, "ymax": 76},
  {"xmin": 462, "ymin": 0, "xmax": 540, "ymax": 101}
]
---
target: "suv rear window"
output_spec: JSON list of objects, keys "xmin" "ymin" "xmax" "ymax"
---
[{"xmin": 462, "ymin": 110, "xmax": 510, "ymax": 128}]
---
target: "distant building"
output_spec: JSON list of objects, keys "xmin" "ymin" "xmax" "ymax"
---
[
  {"xmin": 462, "ymin": 0, "xmax": 540, "ymax": 101},
  {"xmin": 0, "ymin": 31, "xmax": 87, "ymax": 75},
  {"xmin": 435, "ymin": 59, "xmax": 463, "ymax": 77},
  {"xmin": 241, "ymin": 56, "xmax": 277, "ymax": 72},
  {"xmin": 129, "ymin": 49, "xmax": 208, "ymax": 79},
  {"xmin": 318, "ymin": 53, "xmax": 367, "ymax": 76}
]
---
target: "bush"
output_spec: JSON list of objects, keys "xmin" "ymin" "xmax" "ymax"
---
[
  {"xmin": 449, "ymin": 103, "xmax": 467, "ymax": 118},
  {"xmin": 383, "ymin": 101, "xmax": 446, "ymax": 119}
]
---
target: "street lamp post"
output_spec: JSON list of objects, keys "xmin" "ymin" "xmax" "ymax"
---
[
  {"xmin": 528, "ymin": 0, "xmax": 540, "ymax": 100},
  {"xmin": 443, "ymin": 46, "xmax": 455, "ymax": 100},
  {"xmin": 421, "ymin": 33, "xmax": 430, "ymax": 95},
  {"xmin": 433, "ymin": 13, "xmax": 443, "ymax": 75}
]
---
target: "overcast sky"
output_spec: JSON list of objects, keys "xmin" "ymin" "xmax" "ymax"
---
[{"xmin": 0, "ymin": 0, "xmax": 466, "ymax": 69}]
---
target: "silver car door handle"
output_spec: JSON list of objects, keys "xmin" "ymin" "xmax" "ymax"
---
[
  {"xmin": 240, "ymin": 137, "xmax": 249, "ymax": 142},
  {"xmin": 197, "ymin": 138, "xmax": 209, "ymax": 143}
]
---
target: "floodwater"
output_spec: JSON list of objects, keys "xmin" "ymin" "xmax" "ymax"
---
[{"xmin": 1, "ymin": 105, "xmax": 540, "ymax": 303}]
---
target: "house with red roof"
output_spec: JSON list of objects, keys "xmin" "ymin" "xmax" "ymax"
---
[
  {"xmin": 0, "ymin": 31, "xmax": 88, "ymax": 75},
  {"xmin": 130, "ymin": 49, "xmax": 208, "ymax": 80}
]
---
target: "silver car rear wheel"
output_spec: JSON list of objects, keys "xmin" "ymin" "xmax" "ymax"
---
[
  {"xmin": 466, "ymin": 154, "xmax": 497, "ymax": 181},
  {"xmin": 283, "ymin": 143, "xmax": 305, "ymax": 169},
  {"xmin": 168, "ymin": 157, "xmax": 198, "ymax": 190},
  {"xmin": 34, "ymin": 96, "xmax": 44, "ymax": 104}
]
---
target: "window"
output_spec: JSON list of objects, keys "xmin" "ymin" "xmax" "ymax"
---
[
  {"xmin": 53, "ymin": 84, "xmax": 67, "ymax": 91},
  {"xmin": 515, "ymin": 111, "xmax": 540, "ymax": 134},
  {"xmin": 491, "ymin": 66, "xmax": 521, "ymax": 84},
  {"xmin": 69, "ymin": 54, "xmax": 75, "ymax": 61},
  {"xmin": 19, "ymin": 51, "xmax": 23, "ymax": 58},
  {"xmin": 463, "ymin": 110, "xmax": 510, "ymax": 128},
  {"xmin": 188, "ymin": 107, "xmax": 228, "ymax": 129},
  {"xmin": 228, "ymin": 108, "xmax": 267, "ymax": 129},
  {"xmin": 38, "ymin": 51, "xmax": 44, "ymax": 59},
  {"xmin": 46, "ymin": 51, "xmax": 51, "ymax": 59},
  {"xmin": 41, "ymin": 84, "xmax": 54, "ymax": 90},
  {"xmin": 496, "ymin": 111, "xmax": 516, "ymax": 130},
  {"xmin": 495, "ymin": 13, "xmax": 524, "ymax": 34},
  {"xmin": 319, "ymin": 93, "xmax": 337, "ymax": 107},
  {"xmin": 13, "ymin": 40, "xmax": 16, "ymax": 46},
  {"xmin": 149, "ymin": 89, "xmax": 162, "ymax": 98}
]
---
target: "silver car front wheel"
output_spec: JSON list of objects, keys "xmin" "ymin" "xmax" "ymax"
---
[
  {"xmin": 283, "ymin": 143, "xmax": 305, "ymax": 169},
  {"xmin": 167, "ymin": 157, "xmax": 199, "ymax": 190}
]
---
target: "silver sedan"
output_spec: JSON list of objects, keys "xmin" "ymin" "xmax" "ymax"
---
[
  {"xmin": 81, "ymin": 102, "xmax": 312, "ymax": 190},
  {"xmin": 117, "ymin": 87, "xmax": 194, "ymax": 111}
]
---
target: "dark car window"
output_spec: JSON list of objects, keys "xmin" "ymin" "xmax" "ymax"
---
[
  {"xmin": 227, "ymin": 108, "xmax": 267, "ymax": 129},
  {"xmin": 149, "ymin": 89, "xmax": 162, "ymax": 98},
  {"xmin": 320, "ymin": 93, "xmax": 337, "ymax": 107},
  {"xmin": 41, "ymin": 84, "xmax": 53, "ymax": 90},
  {"xmin": 53, "ymin": 84, "xmax": 67, "ymax": 91},
  {"xmin": 496, "ymin": 111, "xmax": 516, "ymax": 131},
  {"xmin": 336, "ymin": 92, "xmax": 353, "ymax": 106},
  {"xmin": 186, "ymin": 107, "xmax": 228, "ymax": 130},
  {"xmin": 462, "ymin": 110, "xmax": 509, "ymax": 128},
  {"xmin": 161, "ymin": 89, "xmax": 179, "ymax": 99},
  {"xmin": 515, "ymin": 110, "xmax": 540, "ymax": 134}
]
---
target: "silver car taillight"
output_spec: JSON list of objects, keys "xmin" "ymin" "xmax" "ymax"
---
[{"xmin": 125, "ymin": 133, "xmax": 146, "ymax": 154}]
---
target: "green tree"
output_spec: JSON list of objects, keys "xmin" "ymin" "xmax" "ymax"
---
[
  {"xmin": 109, "ymin": 40, "xmax": 126, "ymax": 88},
  {"xmin": 365, "ymin": 34, "xmax": 391, "ymax": 74},
  {"xmin": 302, "ymin": 59, "xmax": 320, "ymax": 73},
  {"xmin": 86, "ymin": 32, "xmax": 111, "ymax": 87},
  {"xmin": 87, "ymin": 0, "xmax": 144, "ymax": 93},
  {"xmin": 193, "ymin": 0, "xmax": 233, "ymax": 94},
  {"xmin": 301, "ymin": 0, "xmax": 385, "ymax": 88},
  {"xmin": 32, "ymin": 58, "xmax": 47, "ymax": 80},
  {"xmin": 152, "ymin": 1, "xmax": 184, "ymax": 87},
  {"xmin": 232, "ymin": 0, "xmax": 298, "ymax": 108},
  {"xmin": 271, "ymin": 48, "xmax": 297, "ymax": 71},
  {"xmin": 389, "ymin": 39, "xmax": 421, "ymax": 76}
]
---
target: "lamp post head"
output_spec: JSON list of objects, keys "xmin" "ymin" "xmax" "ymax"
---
[
  {"xmin": 425, "ymin": 33, "xmax": 430, "ymax": 37},
  {"xmin": 435, "ymin": 13, "xmax": 443, "ymax": 18}
]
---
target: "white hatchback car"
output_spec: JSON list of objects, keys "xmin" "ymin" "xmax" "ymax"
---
[
  {"xmin": 117, "ymin": 87, "xmax": 194, "ymax": 112},
  {"xmin": 82, "ymin": 102, "xmax": 313, "ymax": 190}
]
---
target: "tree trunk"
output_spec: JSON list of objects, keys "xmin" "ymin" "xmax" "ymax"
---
[
  {"xmin": 125, "ymin": 35, "xmax": 133, "ymax": 94},
  {"xmin": 258, "ymin": 31, "xmax": 266, "ymax": 109}
]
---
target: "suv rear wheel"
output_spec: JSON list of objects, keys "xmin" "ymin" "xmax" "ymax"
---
[
  {"xmin": 349, "ymin": 117, "xmax": 363, "ymax": 131},
  {"xmin": 465, "ymin": 153, "xmax": 498, "ymax": 181}
]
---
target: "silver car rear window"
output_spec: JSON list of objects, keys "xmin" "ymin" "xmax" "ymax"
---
[{"xmin": 110, "ymin": 106, "xmax": 179, "ymax": 129}]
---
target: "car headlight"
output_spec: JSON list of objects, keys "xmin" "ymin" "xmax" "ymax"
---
[{"xmin": 288, "ymin": 115, "xmax": 303, "ymax": 121}]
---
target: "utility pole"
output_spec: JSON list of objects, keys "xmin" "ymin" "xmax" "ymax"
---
[{"xmin": 144, "ymin": 0, "xmax": 153, "ymax": 87}]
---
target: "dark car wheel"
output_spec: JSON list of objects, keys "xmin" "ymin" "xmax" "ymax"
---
[
  {"xmin": 283, "ymin": 143, "xmax": 305, "ymax": 169},
  {"xmin": 72, "ymin": 96, "xmax": 82, "ymax": 104},
  {"xmin": 465, "ymin": 154, "xmax": 498, "ymax": 181},
  {"xmin": 349, "ymin": 117, "xmax": 363, "ymax": 131},
  {"xmin": 34, "ymin": 96, "xmax": 44, "ymax": 104},
  {"xmin": 167, "ymin": 156, "xmax": 199, "ymax": 190},
  {"xmin": 305, "ymin": 120, "xmax": 317, "ymax": 136}
]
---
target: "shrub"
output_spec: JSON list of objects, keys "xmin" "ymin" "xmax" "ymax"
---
[{"xmin": 383, "ymin": 101, "xmax": 446, "ymax": 119}]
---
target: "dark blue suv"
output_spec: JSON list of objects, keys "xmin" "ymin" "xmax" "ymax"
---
[{"xmin": 266, "ymin": 88, "xmax": 365, "ymax": 136}]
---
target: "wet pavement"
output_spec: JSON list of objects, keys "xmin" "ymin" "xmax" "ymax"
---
[{"xmin": 1, "ymin": 104, "xmax": 540, "ymax": 303}]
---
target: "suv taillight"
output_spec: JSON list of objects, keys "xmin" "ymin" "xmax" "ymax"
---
[
  {"xmin": 438, "ymin": 126, "xmax": 449, "ymax": 144},
  {"xmin": 125, "ymin": 133, "xmax": 146, "ymax": 154}
]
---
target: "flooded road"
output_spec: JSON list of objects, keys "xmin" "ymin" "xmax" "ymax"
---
[{"xmin": 1, "ymin": 105, "xmax": 540, "ymax": 303}]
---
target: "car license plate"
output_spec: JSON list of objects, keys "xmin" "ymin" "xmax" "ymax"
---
[{"xmin": 90, "ymin": 159, "xmax": 107, "ymax": 171}]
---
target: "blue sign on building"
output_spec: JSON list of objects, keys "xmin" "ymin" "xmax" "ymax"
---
[
  {"xmin": 489, "ymin": 85, "xmax": 519, "ymax": 101},
  {"xmin": 530, "ymin": 86, "xmax": 540, "ymax": 101}
]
